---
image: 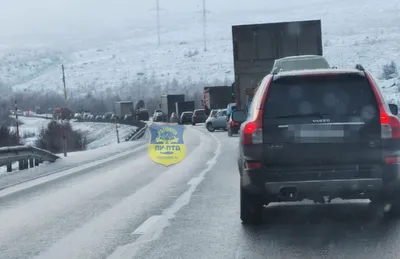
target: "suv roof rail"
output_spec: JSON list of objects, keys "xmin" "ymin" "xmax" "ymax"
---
[{"xmin": 355, "ymin": 64, "xmax": 365, "ymax": 71}]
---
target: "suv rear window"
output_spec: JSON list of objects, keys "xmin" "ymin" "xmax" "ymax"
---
[
  {"xmin": 263, "ymin": 74, "xmax": 379, "ymax": 119},
  {"xmin": 194, "ymin": 110, "xmax": 205, "ymax": 115}
]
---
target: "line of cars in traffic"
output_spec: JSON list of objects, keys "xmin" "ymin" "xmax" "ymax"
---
[{"xmin": 151, "ymin": 102, "xmax": 245, "ymax": 137}]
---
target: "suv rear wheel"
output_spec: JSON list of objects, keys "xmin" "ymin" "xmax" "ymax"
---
[
  {"xmin": 372, "ymin": 187, "xmax": 400, "ymax": 218},
  {"xmin": 228, "ymin": 128, "xmax": 233, "ymax": 137},
  {"xmin": 240, "ymin": 181, "xmax": 263, "ymax": 224}
]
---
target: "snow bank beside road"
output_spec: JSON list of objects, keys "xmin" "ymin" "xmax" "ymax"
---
[
  {"xmin": 12, "ymin": 116, "xmax": 137, "ymax": 149},
  {"xmin": 70, "ymin": 121, "xmax": 135, "ymax": 149},
  {"xmin": 0, "ymin": 136, "xmax": 149, "ymax": 189}
]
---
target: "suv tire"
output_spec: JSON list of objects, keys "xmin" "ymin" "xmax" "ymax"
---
[
  {"xmin": 373, "ymin": 187, "xmax": 400, "ymax": 218},
  {"xmin": 228, "ymin": 128, "xmax": 233, "ymax": 137},
  {"xmin": 240, "ymin": 182, "xmax": 263, "ymax": 224}
]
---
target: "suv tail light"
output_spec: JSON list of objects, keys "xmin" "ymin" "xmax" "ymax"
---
[
  {"xmin": 366, "ymin": 72, "xmax": 400, "ymax": 139},
  {"xmin": 243, "ymin": 121, "xmax": 263, "ymax": 144},
  {"xmin": 242, "ymin": 77, "xmax": 272, "ymax": 145},
  {"xmin": 380, "ymin": 110, "xmax": 400, "ymax": 139}
]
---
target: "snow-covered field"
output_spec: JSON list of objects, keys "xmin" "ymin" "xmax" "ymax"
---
[
  {"xmin": 0, "ymin": 0, "xmax": 399, "ymax": 97},
  {"xmin": 10, "ymin": 116, "xmax": 137, "ymax": 149},
  {"xmin": 71, "ymin": 120, "xmax": 136, "ymax": 149}
]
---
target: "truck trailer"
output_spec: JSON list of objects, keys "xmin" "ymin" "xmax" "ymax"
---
[
  {"xmin": 231, "ymin": 19, "xmax": 323, "ymax": 110},
  {"xmin": 203, "ymin": 86, "xmax": 233, "ymax": 115},
  {"xmin": 114, "ymin": 101, "xmax": 134, "ymax": 119},
  {"xmin": 161, "ymin": 94, "xmax": 185, "ymax": 119},
  {"xmin": 175, "ymin": 101, "xmax": 195, "ymax": 118}
]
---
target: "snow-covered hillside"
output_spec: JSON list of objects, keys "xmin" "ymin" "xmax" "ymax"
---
[
  {"xmin": 1, "ymin": 0, "xmax": 399, "ymax": 96},
  {"xmin": 10, "ymin": 117, "xmax": 137, "ymax": 149}
]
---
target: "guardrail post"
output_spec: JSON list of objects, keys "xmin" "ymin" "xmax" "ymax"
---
[
  {"xmin": 18, "ymin": 160, "xmax": 23, "ymax": 170},
  {"xmin": 34, "ymin": 159, "xmax": 39, "ymax": 166},
  {"xmin": 7, "ymin": 162, "xmax": 12, "ymax": 172},
  {"xmin": 29, "ymin": 158, "xmax": 34, "ymax": 168},
  {"xmin": 24, "ymin": 159, "xmax": 29, "ymax": 169}
]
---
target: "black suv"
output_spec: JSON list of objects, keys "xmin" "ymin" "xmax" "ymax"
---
[{"xmin": 232, "ymin": 66, "xmax": 400, "ymax": 224}]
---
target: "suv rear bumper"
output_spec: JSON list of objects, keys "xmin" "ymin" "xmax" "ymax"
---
[
  {"xmin": 264, "ymin": 179, "xmax": 382, "ymax": 194},
  {"xmin": 241, "ymin": 163, "xmax": 400, "ymax": 199}
]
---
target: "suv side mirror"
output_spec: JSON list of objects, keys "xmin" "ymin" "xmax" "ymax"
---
[
  {"xmin": 231, "ymin": 110, "xmax": 247, "ymax": 123},
  {"xmin": 389, "ymin": 104, "xmax": 398, "ymax": 115}
]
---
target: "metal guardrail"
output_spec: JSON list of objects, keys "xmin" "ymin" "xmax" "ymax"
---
[
  {"xmin": 128, "ymin": 125, "xmax": 148, "ymax": 141},
  {"xmin": 0, "ymin": 145, "xmax": 60, "ymax": 173}
]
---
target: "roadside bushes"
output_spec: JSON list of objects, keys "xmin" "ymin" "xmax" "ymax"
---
[
  {"xmin": 381, "ymin": 61, "xmax": 398, "ymax": 80},
  {"xmin": 0, "ymin": 125, "xmax": 19, "ymax": 147},
  {"xmin": 36, "ymin": 120, "xmax": 86, "ymax": 153}
]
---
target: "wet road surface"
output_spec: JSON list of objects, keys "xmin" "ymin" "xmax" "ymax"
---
[{"xmin": 1, "ymin": 124, "xmax": 400, "ymax": 259}]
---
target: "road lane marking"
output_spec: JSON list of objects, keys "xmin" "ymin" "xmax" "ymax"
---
[
  {"xmin": 107, "ymin": 126, "xmax": 222, "ymax": 258},
  {"xmin": 131, "ymin": 215, "xmax": 164, "ymax": 235},
  {"xmin": 31, "ymin": 127, "xmax": 209, "ymax": 259}
]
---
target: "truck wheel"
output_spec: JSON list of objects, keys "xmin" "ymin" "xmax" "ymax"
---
[
  {"xmin": 240, "ymin": 182, "xmax": 263, "ymax": 224},
  {"xmin": 206, "ymin": 123, "xmax": 215, "ymax": 132}
]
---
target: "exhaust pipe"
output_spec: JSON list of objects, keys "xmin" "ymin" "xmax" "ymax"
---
[{"xmin": 279, "ymin": 187, "xmax": 299, "ymax": 201}]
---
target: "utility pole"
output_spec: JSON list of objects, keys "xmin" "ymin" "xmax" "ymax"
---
[
  {"xmin": 114, "ymin": 109, "xmax": 120, "ymax": 144},
  {"xmin": 14, "ymin": 100, "xmax": 20, "ymax": 145},
  {"xmin": 202, "ymin": 0, "xmax": 207, "ymax": 51},
  {"xmin": 156, "ymin": 0, "xmax": 161, "ymax": 45},
  {"xmin": 60, "ymin": 65, "xmax": 67, "ymax": 157},
  {"xmin": 61, "ymin": 65, "xmax": 68, "ymax": 108}
]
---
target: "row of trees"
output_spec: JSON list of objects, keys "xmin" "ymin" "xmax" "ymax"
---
[{"xmin": 0, "ymin": 75, "xmax": 231, "ymax": 116}]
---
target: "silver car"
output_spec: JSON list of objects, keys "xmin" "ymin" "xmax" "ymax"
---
[
  {"xmin": 271, "ymin": 55, "xmax": 331, "ymax": 74},
  {"xmin": 205, "ymin": 109, "xmax": 228, "ymax": 132}
]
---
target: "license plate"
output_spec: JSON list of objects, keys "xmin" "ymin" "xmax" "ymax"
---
[{"xmin": 300, "ymin": 129, "xmax": 345, "ymax": 138}]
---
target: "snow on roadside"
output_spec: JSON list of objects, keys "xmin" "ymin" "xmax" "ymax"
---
[
  {"xmin": 70, "ymin": 121, "xmax": 136, "ymax": 149},
  {"xmin": 10, "ymin": 116, "xmax": 138, "ymax": 149},
  {"xmin": 9, "ymin": 116, "xmax": 48, "ymax": 146},
  {"xmin": 0, "ymin": 137, "xmax": 149, "ymax": 188}
]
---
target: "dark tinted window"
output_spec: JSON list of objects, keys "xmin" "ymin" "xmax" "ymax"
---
[
  {"xmin": 194, "ymin": 110, "xmax": 205, "ymax": 115},
  {"xmin": 263, "ymin": 74, "xmax": 379, "ymax": 119},
  {"xmin": 232, "ymin": 110, "xmax": 247, "ymax": 122}
]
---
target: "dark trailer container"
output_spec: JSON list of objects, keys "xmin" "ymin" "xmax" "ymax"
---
[
  {"xmin": 203, "ymin": 86, "xmax": 233, "ymax": 115},
  {"xmin": 232, "ymin": 19, "xmax": 323, "ymax": 109},
  {"xmin": 161, "ymin": 94, "xmax": 185, "ymax": 118},
  {"xmin": 175, "ymin": 101, "xmax": 195, "ymax": 117}
]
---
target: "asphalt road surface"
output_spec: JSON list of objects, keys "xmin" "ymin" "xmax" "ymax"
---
[{"xmin": 1, "ymin": 124, "xmax": 400, "ymax": 259}]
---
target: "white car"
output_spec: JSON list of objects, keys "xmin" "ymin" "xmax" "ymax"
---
[
  {"xmin": 271, "ymin": 55, "xmax": 331, "ymax": 74},
  {"xmin": 205, "ymin": 109, "xmax": 228, "ymax": 132}
]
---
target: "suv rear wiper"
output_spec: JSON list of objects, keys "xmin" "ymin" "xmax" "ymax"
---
[{"xmin": 274, "ymin": 112, "xmax": 328, "ymax": 119}]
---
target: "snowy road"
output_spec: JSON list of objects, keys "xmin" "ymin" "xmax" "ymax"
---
[
  {"xmin": 2, "ymin": 125, "xmax": 400, "ymax": 258},
  {"xmin": 0, "ymin": 125, "xmax": 220, "ymax": 259}
]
